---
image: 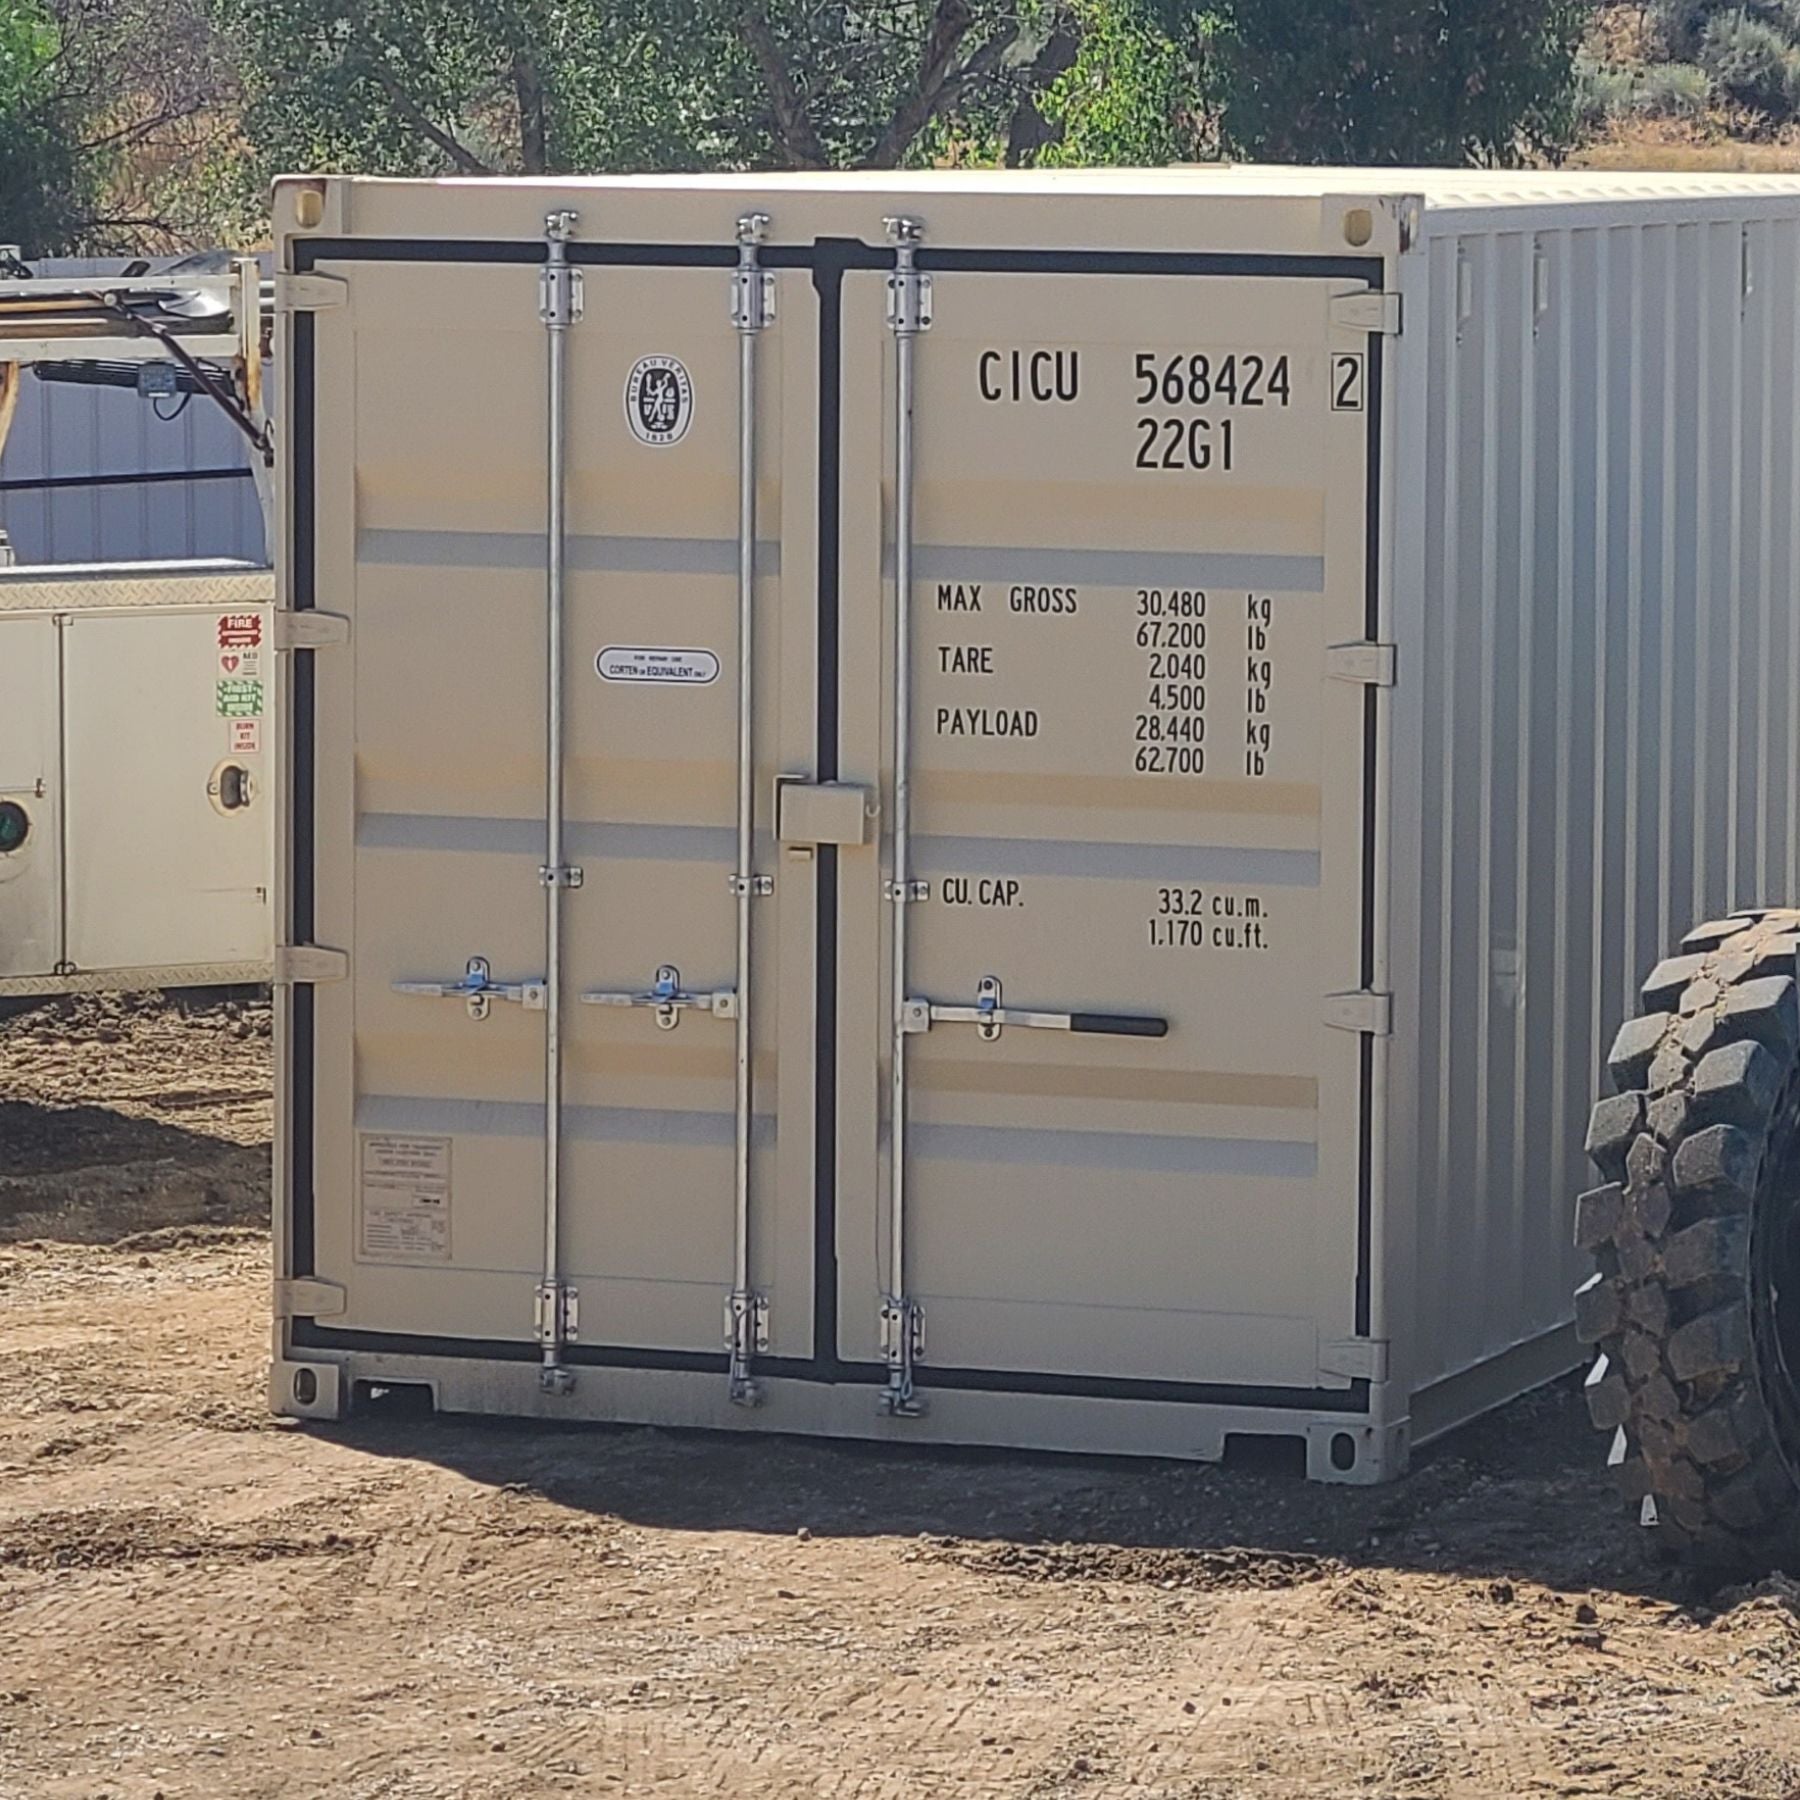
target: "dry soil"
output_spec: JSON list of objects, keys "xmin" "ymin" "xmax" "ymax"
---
[{"xmin": 1, "ymin": 995, "xmax": 1798, "ymax": 1799}]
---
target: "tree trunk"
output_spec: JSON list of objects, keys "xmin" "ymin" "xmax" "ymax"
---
[
  {"xmin": 1004, "ymin": 27, "xmax": 1079, "ymax": 167},
  {"xmin": 513, "ymin": 51, "xmax": 548, "ymax": 174}
]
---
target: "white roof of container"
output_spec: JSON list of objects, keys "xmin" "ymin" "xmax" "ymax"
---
[{"xmin": 317, "ymin": 165, "xmax": 1800, "ymax": 208}]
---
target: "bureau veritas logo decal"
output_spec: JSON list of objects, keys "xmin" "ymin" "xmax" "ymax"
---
[{"xmin": 625, "ymin": 355, "xmax": 693, "ymax": 447}]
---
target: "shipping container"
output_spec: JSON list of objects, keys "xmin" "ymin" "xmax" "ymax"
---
[
  {"xmin": 270, "ymin": 169, "xmax": 1800, "ymax": 1481},
  {"xmin": 0, "ymin": 560, "xmax": 275, "ymax": 994}
]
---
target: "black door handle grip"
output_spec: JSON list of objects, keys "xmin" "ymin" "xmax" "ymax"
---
[{"xmin": 1068, "ymin": 1012, "xmax": 1168, "ymax": 1038}]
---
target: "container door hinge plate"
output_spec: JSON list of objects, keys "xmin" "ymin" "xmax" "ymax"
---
[
  {"xmin": 273, "ymin": 609, "xmax": 350, "ymax": 651},
  {"xmin": 535, "ymin": 1282, "xmax": 579, "ymax": 1344},
  {"xmin": 878, "ymin": 1297, "xmax": 927, "ymax": 1417},
  {"xmin": 274, "ymin": 273, "xmax": 347, "ymax": 314},
  {"xmin": 1324, "ymin": 989, "xmax": 1392, "ymax": 1035},
  {"xmin": 274, "ymin": 1277, "xmax": 347, "ymax": 1319},
  {"xmin": 275, "ymin": 944, "xmax": 349, "ymax": 985},
  {"xmin": 1320, "ymin": 1337, "xmax": 1389, "ymax": 1381},
  {"xmin": 1331, "ymin": 290, "xmax": 1401, "ymax": 335},
  {"xmin": 1325, "ymin": 641, "xmax": 1395, "ymax": 687}
]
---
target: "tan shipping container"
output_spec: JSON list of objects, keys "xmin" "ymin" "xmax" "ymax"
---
[{"xmin": 270, "ymin": 169, "xmax": 1800, "ymax": 1481}]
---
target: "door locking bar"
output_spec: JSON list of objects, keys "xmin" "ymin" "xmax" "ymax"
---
[
  {"xmin": 901, "ymin": 976, "xmax": 1169, "ymax": 1043},
  {"xmin": 580, "ymin": 964, "xmax": 736, "ymax": 1030},
  {"xmin": 881, "ymin": 215, "xmax": 931, "ymax": 1421},
  {"xmin": 392, "ymin": 956, "xmax": 546, "ymax": 1022},
  {"xmin": 727, "ymin": 212, "xmax": 774, "ymax": 1407},
  {"xmin": 537, "ymin": 206, "xmax": 582, "ymax": 1397}
]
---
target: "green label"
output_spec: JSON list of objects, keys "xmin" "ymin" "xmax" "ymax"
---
[{"xmin": 216, "ymin": 678, "xmax": 264, "ymax": 719}]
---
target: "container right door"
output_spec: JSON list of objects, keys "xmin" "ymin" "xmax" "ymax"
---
[{"xmin": 835, "ymin": 248, "xmax": 1384, "ymax": 1407}]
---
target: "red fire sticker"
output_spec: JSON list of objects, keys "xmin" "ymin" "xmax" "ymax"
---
[{"xmin": 217, "ymin": 613, "xmax": 262, "ymax": 650}]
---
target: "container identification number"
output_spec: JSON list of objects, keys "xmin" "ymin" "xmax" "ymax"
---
[{"xmin": 1133, "ymin": 352, "xmax": 1291, "ymax": 476}]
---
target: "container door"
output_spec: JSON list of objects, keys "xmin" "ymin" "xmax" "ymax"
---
[
  {"xmin": 290, "ymin": 234, "xmax": 820, "ymax": 1377},
  {"xmin": 834, "ymin": 248, "xmax": 1383, "ymax": 1406},
  {"xmin": 63, "ymin": 607, "xmax": 272, "ymax": 973},
  {"xmin": 0, "ymin": 614, "xmax": 61, "ymax": 980}
]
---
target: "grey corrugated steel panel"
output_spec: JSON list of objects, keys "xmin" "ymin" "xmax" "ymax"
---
[
  {"xmin": 0, "ymin": 256, "xmax": 267, "ymax": 566},
  {"xmin": 1392, "ymin": 200, "xmax": 1800, "ymax": 1402}
]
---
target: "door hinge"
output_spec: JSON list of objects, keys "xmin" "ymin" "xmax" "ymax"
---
[
  {"xmin": 274, "ymin": 1276, "xmax": 347, "ymax": 1319},
  {"xmin": 273, "ymin": 609, "xmax": 350, "ymax": 651},
  {"xmin": 885, "ymin": 216, "xmax": 933, "ymax": 334},
  {"xmin": 535, "ymin": 1281, "xmax": 579, "ymax": 1344},
  {"xmin": 274, "ymin": 273, "xmax": 347, "ymax": 314},
  {"xmin": 1331, "ymin": 290, "xmax": 1401, "ymax": 335},
  {"xmin": 1325, "ymin": 641, "xmax": 1396, "ymax": 687},
  {"xmin": 538, "ymin": 261, "xmax": 583, "ymax": 329},
  {"xmin": 275, "ymin": 943, "xmax": 349, "ymax": 985},
  {"xmin": 724, "ymin": 1289, "xmax": 771, "ymax": 1354},
  {"xmin": 1320, "ymin": 1337, "xmax": 1390, "ymax": 1381},
  {"xmin": 732, "ymin": 213, "xmax": 775, "ymax": 332},
  {"xmin": 1324, "ymin": 990, "xmax": 1392, "ymax": 1036}
]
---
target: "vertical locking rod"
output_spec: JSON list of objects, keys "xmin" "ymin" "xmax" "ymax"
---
[
  {"xmin": 538, "ymin": 208, "xmax": 580, "ymax": 1395},
  {"xmin": 881, "ymin": 216, "xmax": 929, "ymax": 1417},
  {"xmin": 728, "ymin": 213, "xmax": 772, "ymax": 1406}
]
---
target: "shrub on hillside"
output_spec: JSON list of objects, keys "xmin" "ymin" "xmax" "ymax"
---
[
  {"xmin": 1633, "ymin": 58, "xmax": 1718, "ymax": 114},
  {"xmin": 1699, "ymin": 9, "xmax": 1800, "ymax": 115},
  {"xmin": 1654, "ymin": 0, "xmax": 1800, "ymax": 59},
  {"xmin": 1650, "ymin": 0, "xmax": 1713, "ymax": 58},
  {"xmin": 1573, "ymin": 49, "xmax": 1638, "ymax": 126}
]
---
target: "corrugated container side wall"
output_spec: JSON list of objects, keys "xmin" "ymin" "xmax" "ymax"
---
[{"xmin": 1394, "ymin": 202, "xmax": 1800, "ymax": 1401}]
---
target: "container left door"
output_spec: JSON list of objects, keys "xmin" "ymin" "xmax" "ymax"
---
[
  {"xmin": 286, "ymin": 240, "xmax": 822, "ymax": 1394},
  {"xmin": 0, "ymin": 614, "xmax": 62, "ymax": 981}
]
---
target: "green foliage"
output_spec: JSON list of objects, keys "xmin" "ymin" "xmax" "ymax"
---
[
  {"xmin": 213, "ymin": 0, "xmax": 1081, "ymax": 184},
  {"xmin": 1197, "ymin": 0, "xmax": 1590, "ymax": 165},
  {"xmin": 1030, "ymin": 0, "xmax": 1199, "ymax": 165},
  {"xmin": 1649, "ymin": 0, "xmax": 1717, "ymax": 59},
  {"xmin": 1632, "ymin": 57, "xmax": 1717, "ymax": 113},
  {"xmin": 1697, "ymin": 7, "xmax": 1800, "ymax": 115},
  {"xmin": 0, "ymin": 0, "xmax": 89, "ymax": 253},
  {"xmin": 1572, "ymin": 46, "xmax": 1637, "ymax": 125},
  {"xmin": 211, "ymin": 0, "xmax": 1596, "ymax": 198},
  {"xmin": 1573, "ymin": 45, "xmax": 1714, "ymax": 126},
  {"xmin": 1651, "ymin": 0, "xmax": 1800, "ymax": 75}
]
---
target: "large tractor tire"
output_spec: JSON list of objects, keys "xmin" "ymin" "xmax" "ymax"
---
[{"xmin": 1580, "ymin": 908, "xmax": 1800, "ymax": 1569}]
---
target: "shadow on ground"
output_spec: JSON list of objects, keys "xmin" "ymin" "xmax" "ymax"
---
[
  {"xmin": 316, "ymin": 1371, "xmax": 1701, "ymax": 1602},
  {"xmin": 0, "ymin": 1099, "xmax": 268, "ymax": 1242}
]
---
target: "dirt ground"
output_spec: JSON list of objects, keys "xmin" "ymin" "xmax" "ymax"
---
[{"xmin": 2, "ymin": 999, "xmax": 1799, "ymax": 1799}]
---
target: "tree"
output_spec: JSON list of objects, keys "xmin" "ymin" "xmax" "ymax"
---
[
  {"xmin": 214, "ymin": 0, "xmax": 1201, "ymax": 185},
  {"xmin": 0, "ymin": 0, "xmax": 241, "ymax": 254},
  {"xmin": 0, "ymin": 1, "xmax": 87, "ymax": 253},
  {"xmin": 214, "ymin": 0, "xmax": 1590, "ymax": 203},
  {"xmin": 1197, "ymin": 0, "xmax": 1590, "ymax": 167}
]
